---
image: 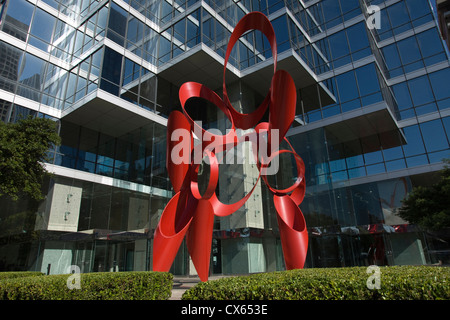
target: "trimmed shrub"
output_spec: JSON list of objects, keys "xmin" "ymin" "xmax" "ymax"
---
[
  {"xmin": 0, "ymin": 272, "xmax": 44, "ymax": 281},
  {"xmin": 0, "ymin": 271, "xmax": 173, "ymax": 300},
  {"xmin": 182, "ymin": 266, "xmax": 450, "ymax": 300}
]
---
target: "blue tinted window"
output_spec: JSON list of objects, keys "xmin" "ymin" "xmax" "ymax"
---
[
  {"xmin": 272, "ymin": 15, "xmax": 290, "ymax": 52},
  {"xmin": 397, "ymin": 37, "xmax": 421, "ymax": 65},
  {"xmin": 330, "ymin": 158, "xmax": 346, "ymax": 173},
  {"xmin": 346, "ymin": 22, "xmax": 368, "ymax": 53},
  {"xmin": 5, "ymin": 0, "xmax": 34, "ymax": 27},
  {"xmin": 377, "ymin": 9, "xmax": 393, "ymax": 41},
  {"xmin": 30, "ymin": 8, "xmax": 55, "ymax": 42},
  {"xmin": 407, "ymin": 76, "xmax": 434, "ymax": 106},
  {"xmin": 267, "ymin": 0, "xmax": 284, "ymax": 14},
  {"xmin": 173, "ymin": 18, "xmax": 186, "ymax": 44},
  {"xmin": 322, "ymin": 0, "xmax": 342, "ymax": 28},
  {"xmin": 355, "ymin": 64, "xmax": 380, "ymax": 97},
  {"xmin": 19, "ymin": 53, "xmax": 45, "ymax": 84},
  {"xmin": 29, "ymin": 8, "xmax": 56, "ymax": 51},
  {"xmin": 158, "ymin": 35, "xmax": 171, "ymax": 63},
  {"xmin": 340, "ymin": 0, "xmax": 360, "ymax": 15},
  {"xmin": 100, "ymin": 48, "xmax": 122, "ymax": 95},
  {"xmin": 346, "ymin": 155, "xmax": 364, "ymax": 169},
  {"xmin": 420, "ymin": 119, "xmax": 449, "ymax": 152},
  {"xmin": 127, "ymin": 18, "xmax": 144, "ymax": 45},
  {"xmin": 328, "ymin": 30, "xmax": 349, "ymax": 59},
  {"xmin": 442, "ymin": 117, "xmax": 450, "ymax": 143},
  {"xmin": 383, "ymin": 146, "xmax": 403, "ymax": 161},
  {"xmin": 385, "ymin": 159, "xmax": 406, "ymax": 171},
  {"xmin": 366, "ymin": 163, "xmax": 385, "ymax": 175},
  {"xmin": 187, "ymin": 10, "xmax": 200, "ymax": 46},
  {"xmin": 108, "ymin": 3, "xmax": 127, "ymax": 45},
  {"xmin": 402, "ymin": 125, "xmax": 426, "ymax": 156},
  {"xmin": 122, "ymin": 58, "xmax": 140, "ymax": 86},
  {"xmin": 429, "ymin": 69, "xmax": 450, "ymax": 101},
  {"xmin": 392, "ymin": 82, "xmax": 413, "ymax": 110},
  {"xmin": 405, "ymin": 0, "xmax": 431, "ymax": 20},
  {"xmin": 416, "ymin": 29, "xmax": 445, "ymax": 58},
  {"xmin": 336, "ymin": 71, "xmax": 357, "ymax": 103},
  {"xmin": 387, "ymin": 2, "xmax": 410, "ymax": 29},
  {"xmin": 382, "ymin": 44, "xmax": 401, "ymax": 71},
  {"xmin": 405, "ymin": 153, "xmax": 429, "ymax": 168},
  {"xmin": 41, "ymin": 0, "xmax": 59, "ymax": 9}
]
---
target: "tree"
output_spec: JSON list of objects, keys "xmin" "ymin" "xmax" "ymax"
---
[
  {"xmin": 398, "ymin": 159, "xmax": 450, "ymax": 231},
  {"xmin": 0, "ymin": 116, "xmax": 60, "ymax": 201}
]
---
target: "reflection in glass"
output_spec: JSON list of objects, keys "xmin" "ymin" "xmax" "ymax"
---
[{"xmin": 420, "ymin": 119, "xmax": 449, "ymax": 153}]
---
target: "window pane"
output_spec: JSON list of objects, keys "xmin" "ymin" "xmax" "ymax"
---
[
  {"xmin": 322, "ymin": 0, "xmax": 342, "ymax": 28},
  {"xmin": 328, "ymin": 30, "xmax": 349, "ymax": 59},
  {"xmin": 387, "ymin": 2, "xmax": 410, "ymax": 28},
  {"xmin": 100, "ymin": 48, "xmax": 122, "ymax": 95},
  {"xmin": 383, "ymin": 146, "xmax": 403, "ymax": 161},
  {"xmin": 355, "ymin": 64, "xmax": 380, "ymax": 97},
  {"xmin": 405, "ymin": 0, "xmax": 431, "ymax": 20},
  {"xmin": 4, "ymin": 0, "xmax": 33, "ymax": 27},
  {"xmin": 127, "ymin": 17, "xmax": 143, "ymax": 45},
  {"xmin": 416, "ymin": 29, "xmax": 444, "ymax": 58},
  {"xmin": 377, "ymin": 9, "xmax": 393, "ymax": 41},
  {"xmin": 272, "ymin": 16, "xmax": 289, "ymax": 52},
  {"xmin": 340, "ymin": 0, "xmax": 360, "ymax": 16},
  {"xmin": 392, "ymin": 82, "xmax": 413, "ymax": 111},
  {"xmin": 407, "ymin": 76, "xmax": 434, "ymax": 106},
  {"xmin": 0, "ymin": 42, "xmax": 23, "ymax": 92},
  {"xmin": 18, "ymin": 53, "xmax": 45, "ymax": 85},
  {"xmin": 173, "ymin": 18, "xmax": 186, "ymax": 44},
  {"xmin": 442, "ymin": 117, "xmax": 450, "ymax": 143},
  {"xmin": 406, "ymin": 154, "xmax": 428, "ymax": 167},
  {"xmin": 382, "ymin": 44, "xmax": 401, "ymax": 71},
  {"xmin": 429, "ymin": 69, "xmax": 450, "ymax": 101},
  {"xmin": 108, "ymin": 3, "xmax": 127, "ymax": 45},
  {"xmin": 346, "ymin": 22, "xmax": 368, "ymax": 53},
  {"xmin": 420, "ymin": 119, "xmax": 449, "ymax": 153},
  {"xmin": 30, "ymin": 8, "xmax": 56, "ymax": 43},
  {"xmin": 385, "ymin": 159, "xmax": 406, "ymax": 171},
  {"xmin": 397, "ymin": 36, "xmax": 421, "ymax": 65},
  {"xmin": 402, "ymin": 125, "xmax": 426, "ymax": 156},
  {"xmin": 336, "ymin": 71, "xmax": 358, "ymax": 103},
  {"xmin": 186, "ymin": 10, "xmax": 200, "ymax": 46}
]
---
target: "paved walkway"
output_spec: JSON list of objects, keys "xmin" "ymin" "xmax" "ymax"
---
[
  {"xmin": 170, "ymin": 277, "xmax": 201, "ymax": 300},
  {"xmin": 170, "ymin": 276, "xmax": 227, "ymax": 300}
]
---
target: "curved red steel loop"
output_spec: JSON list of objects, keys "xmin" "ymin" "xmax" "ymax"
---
[
  {"xmin": 223, "ymin": 11, "xmax": 277, "ymax": 130},
  {"xmin": 190, "ymin": 149, "xmax": 219, "ymax": 200},
  {"xmin": 179, "ymin": 82, "xmax": 236, "ymax": 151},
  {"xmin": 152, "ymin": 12, "xmax": 309, "ymax": 281},
  {"xmin": 166, "ymin": 110, "xmax": 193, "ymax": 193}
]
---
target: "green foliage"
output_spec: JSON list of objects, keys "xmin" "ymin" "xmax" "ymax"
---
[
  {"xmin": 182, "ymin": 266, "xmax": 450, "ymax": 300},
  {"xmin": 0, "ymin": 116, "xmax": 60, "ymax": 201},
  {"xmin": 0, "ymin": 271, "xmax": 173, "ymax": 300},
  {"xmin": 399, "ymin": 159, "xmax": 450, "ymax": 231},
  {"xmin": 0, "ymin": 272, "xmax": 44, "ymax": 281}
]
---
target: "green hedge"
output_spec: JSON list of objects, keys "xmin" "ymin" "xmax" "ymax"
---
[
  {"xmin": 0, "ymin": 271, "xmax": 45, "ymax": 281},
  {"xmin": 0, "ymin": 271, "xmax": 173, "ymax": 300},
  {"xmin": 182, "ymin": 266, "xmax": 450, "ymax": 300}
]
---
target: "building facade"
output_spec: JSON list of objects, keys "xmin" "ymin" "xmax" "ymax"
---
[{"xmin": 0, "ymin": 0, "xmax": 449, "ymax": 275}]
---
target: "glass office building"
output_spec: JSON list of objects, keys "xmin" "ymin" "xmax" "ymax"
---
[{"xmin": 0, "ymin": 0, "xmax": 449, "ymax": 275}]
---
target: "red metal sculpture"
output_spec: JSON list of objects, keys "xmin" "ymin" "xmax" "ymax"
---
[{"xmin": 153, "ymin": 12, "xmax": 308, "ymax": 281}]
